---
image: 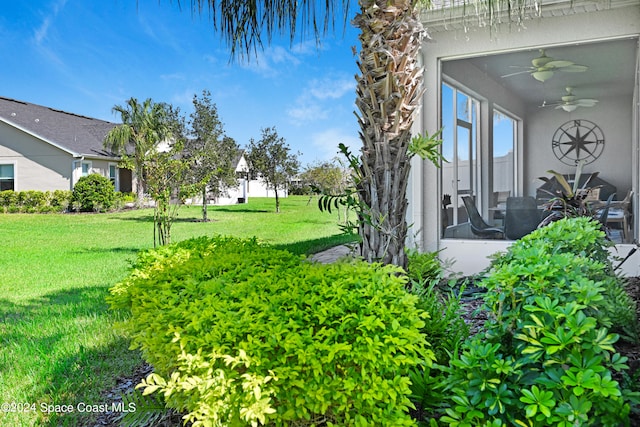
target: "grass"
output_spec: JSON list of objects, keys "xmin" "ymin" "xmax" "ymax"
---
[{"xmin": 0, "ymin": 196, "xmax": 357, "ymax": 426}]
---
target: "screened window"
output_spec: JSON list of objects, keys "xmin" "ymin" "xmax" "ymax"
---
[
  {"xmin": 0, "ymin": 164, "xmax": 14, "ymax": 191},
  {"xmin": 491, "ymin": 109, "xmax": 516, "ymax": 209}
]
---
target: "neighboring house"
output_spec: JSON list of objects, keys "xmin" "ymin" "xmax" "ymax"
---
[
  {"xmin": 189, "ymin": 150, "xmax": 288, "ymax": 205},
  {"xmin": 409, "ymin": 0, "xmax": 640, "ymax": 275},
  {"xmin": 0, "ymin": 96, "xmax": 132, "ymax": 192}
]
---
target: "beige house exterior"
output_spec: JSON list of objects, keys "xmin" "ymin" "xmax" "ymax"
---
[
  {"xmin": 409, "ymin": 0, "xmax": 640, "ymax": 275},
  {"xmin": 0, "ymin": 96, "xmax": 131, "ymax": 192}
]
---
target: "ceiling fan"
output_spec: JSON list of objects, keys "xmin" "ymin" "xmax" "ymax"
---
[
  {"xmin": 501, "ymin": 49, "xmax": 588, "ymax": 82},
  {"xmin": 541, "ymin": 87, "xmax": 598, "ymax": 112}
]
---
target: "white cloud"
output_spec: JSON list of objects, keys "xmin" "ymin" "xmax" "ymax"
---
[
  {"xmin": 239, "ymin": 45, "xmax": 301, "ymax": 77},
  {"xmin": 309, "ymin": 128, "xmax": 360, "ymax": 162},
  {"xmin": 286, "ymin": 73, "xmax": 355, "ymax": 125},
  {"xmin": 33, "ymin": 0, "xmax": 67, "ymax": 45},
  {"xmin": 287, "ymin": 103, "xmax": 328, "ymax": 122},
  {"xmin": 309, "ymin": 76, "xmax": 355, "ymax": 100}
]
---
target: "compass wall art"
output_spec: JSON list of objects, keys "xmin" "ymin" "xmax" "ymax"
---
[{"xmin": 551, "ymin": 119, "xmax": 605, "ymax": 165}]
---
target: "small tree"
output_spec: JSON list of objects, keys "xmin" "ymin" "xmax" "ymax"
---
[
  {"xmin": 104, "ymin": 98, "xmax": 172, "ymax": 207},
  {"xmin": 145, "ymin": 145, "xmax": 192, "ymax": 247},
  {"xmin": 300, "ymin": 160, "xmax": 349, "ymax": 195},
  {"xmin": 185, "ymin": 90, "xmax": 240, "ymax": 221},
  {"xmin": 246, "ymin": 127, "xmax": 300, "ymax": 213}
]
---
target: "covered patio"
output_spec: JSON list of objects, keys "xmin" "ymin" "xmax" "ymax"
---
[{"xmin": 409, "ymin": 0, "xmax": 640, "ymax": 276}]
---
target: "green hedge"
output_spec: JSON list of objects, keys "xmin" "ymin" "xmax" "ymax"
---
[
  {"xmin": 0, "ymin": 190, "xmax": 72, "ymax": 213},
  {"xmin": 0, "ymin": 189, "xmax": 134, "ymax": 213},
  {"xmin": 442, "ymin": 218, "xmax": 639, "ymax": 426},
  {"xmin": 109, "ymin": 236, "xmax": 434, "ymax": 426}
]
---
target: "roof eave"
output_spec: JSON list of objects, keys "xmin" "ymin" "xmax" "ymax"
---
[{"xmin": 421, "ymin": 0, "xmax": 640, "ymax": 32}]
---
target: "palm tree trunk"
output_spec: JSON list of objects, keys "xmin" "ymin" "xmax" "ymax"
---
[
  {"xmin": 135, "ymin": 164, "xmax": 145, "ymax": 208},
  {"xmin": 353, "ymin": 0, "xmax": 424, "ymax": 268}
]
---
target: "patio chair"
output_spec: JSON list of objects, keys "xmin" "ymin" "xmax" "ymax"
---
[
  {"xmin": 461, "ymin": 196, "xmax": 504, "ymax": 239},
  {"xmin": 504, "ymin": 196, "xmax": 541, "ymax": 240}
]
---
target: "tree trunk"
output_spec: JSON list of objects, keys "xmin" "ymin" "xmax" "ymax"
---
[
  {"xmin": 353, "ymin": 0, "xmax": 425, "ymax": 268},
  {"xmin": 135, "ymin": 165, "xmax": 145, "ymax": 208},
  {"xmin": 274, "ymin": 189, "xmax": 280, "ymax": 213},
  {"xmin": 202, "ymin": 187, "xmax": 208, "ymax": 222}
]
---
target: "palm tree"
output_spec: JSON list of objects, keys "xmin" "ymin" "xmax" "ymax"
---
[
  {"xmin": 104, "ymin": 97, "xmax": 172, "ymax": 207},
  {"xmin": 181, "ymin": 0, "xmax": 537, "ymax": 267}
]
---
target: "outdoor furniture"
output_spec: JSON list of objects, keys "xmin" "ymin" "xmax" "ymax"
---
[
  {"xmin": 504, "ymin": 196, "xmax": 541, "ymax": 240},
  {"xmin": 462, "ymin": 196, "xmax": 504, "ymax": 239},
  {"xmin": 595, "ymin": 191, "xmax": 633, "ymax": 243},
  {"xmin": 491, "ymin": 190, "xmax": 510, "ymax": 224}
]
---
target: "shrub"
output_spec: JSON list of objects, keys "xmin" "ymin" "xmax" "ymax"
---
[
  {"xmin": 406, "ymin": 249, "xmax": 442, "ymax": 284},
  {"xmin": 405, "ymin": 250, "xmax": 470, "ymax": 423},
  {"xmin": 110, "ymin": 236, "xmax": 433, "ymax": 426},
  {"xmin": 442, "ymin": 218, "xmax": 639, "ymax": 426},
  {"xmin": 0, "ymin": 189, "xmax": 72, "ymax": 213},
  {"xmin": 72, "ymin": 174, "xmax": 115, "ymax": 212},
  {"xmin": 0, "ymin": 190, "xmax": 18, "ymax": 212},
  {"xmin": 49, "ymin": 189, "xmax": 72, "ymax": 211}
]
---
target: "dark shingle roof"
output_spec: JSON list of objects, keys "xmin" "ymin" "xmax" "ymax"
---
[{"xmin": 0, "ymin": 96, "xmax": 120, "ymax": 158}]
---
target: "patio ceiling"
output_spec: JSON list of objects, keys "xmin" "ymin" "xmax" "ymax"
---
[{"xmin": 449, "ymin": 37, "xmax": 638, "ymax": 111}]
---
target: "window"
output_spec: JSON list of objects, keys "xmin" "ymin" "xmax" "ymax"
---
[
  {"xmin": 108, "ymin": 163, "xmax": 119, "ymax": 190},
  {"xmin": 491, "ymin": 109, "xmax": 517, "ymax": 208},
  {"xmin": 0, "ymin": 164, "xmax": 14, "ymax": 191},
  {"xmin": 81, "ymin": 161, "xmax": 92, "ymax": 177},
  {"xmin": 441, "ymin": 82, "xmax": 480, "ymax": 233}
]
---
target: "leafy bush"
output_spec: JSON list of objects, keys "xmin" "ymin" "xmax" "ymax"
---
[
  {"xmin": 406, "ymin": 249, "xmax": 442, "ymax": 284},
  {"xmin": 442, "ymin": 218, "xmax": 639, "ymax": 426},
  {"xmin": 0, "ymin": 190, "xmax": 18, "ymax": 212},
  {"xmin": 0, "ymin": 189, "xmax": 72, "ymax": 213},
  {"xmin": 72, "ymin": 174, "xmax": 116, "ymax": 212},
  {"xmin": 110, "ymin": 236, "xmax": 433, "ymax": 426}
]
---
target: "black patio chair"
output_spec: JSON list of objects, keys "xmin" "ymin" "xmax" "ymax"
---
[
  {"xmin": 504, "ymin": 196, "xmax": 541, "ymax": 240},
  {"xmin": 461, "ymin": 196, "xmax": 504, "ymax": 239}
]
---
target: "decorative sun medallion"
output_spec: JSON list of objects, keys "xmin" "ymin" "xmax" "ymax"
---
[{"xmin": 551, "ymin": 119, "xmax": 605, "ymax": 165}]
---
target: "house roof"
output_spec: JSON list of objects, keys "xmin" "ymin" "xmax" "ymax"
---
[{"xmin": 0, "ymin": 96, "xmax": 120, "ymax": 159}]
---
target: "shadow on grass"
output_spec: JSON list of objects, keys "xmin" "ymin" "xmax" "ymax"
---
[
  {"xmin": 273, "ymin": 233, "xmax": 360, "ymax": 256},
  {"xmin": 207, "ymin": 207, "xmax": 271, "ymax": 213},
  {"xmin": 0, "ymin": 287, "xmax": 141, "ymax": 427},
  {"xmin": 73, "ymin": 246, "xmax": 141, "ymax": 256},
  {"xmin": 110, "ymin": 214, "xmax": 219, "ymax": 223}
]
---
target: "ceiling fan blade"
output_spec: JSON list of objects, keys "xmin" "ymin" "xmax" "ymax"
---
[
  {"xmin": 559, "ymin": 65, "xmax": 588, "ymax": 72},
  {"xmin": 576, "ymin": 99, "xmax": 598, "ymax": 106},
  {"xmin": 501, "ymin": 70, "xmax": 532, "ymax": 78},
  {"xmin": 546, "ymin": 60, "xmax": 575, "ymax": 68}
]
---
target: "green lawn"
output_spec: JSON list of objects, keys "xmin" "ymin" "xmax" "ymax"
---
[{"xmin": 0, "ymin": 196, "xmax": 356, "ymax": 426}]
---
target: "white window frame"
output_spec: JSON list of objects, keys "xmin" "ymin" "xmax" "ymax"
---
[
  {"xmin": 81, "ymin": 161, "xmax": 93, "ymax": 177},
  {"xmin": 0, "ymin": 161, "xmax": 17, "ymax": 191},
  {"xmin": 108, "ymin": 162, "xmax": 119, "ymax": 191}
]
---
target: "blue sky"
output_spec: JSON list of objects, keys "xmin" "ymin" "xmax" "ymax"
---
[{"xmin": 1, "ymin": 0, "xmax": 361, "ymax": 165}]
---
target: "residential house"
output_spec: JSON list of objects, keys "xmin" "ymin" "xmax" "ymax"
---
[
  {"xmin": 409, "ymin": 0, "xmax": 640, "ymax": 275},
  {"xmin": 0, "ymin": 96, "xmax": 132, "ymax": 193},
  {"xmin": 188, "ymin": 150, "xmax": 288, "ymax": 205}
]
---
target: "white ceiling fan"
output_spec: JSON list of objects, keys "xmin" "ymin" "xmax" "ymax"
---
[
  {"xmin": 541, "ymin": 86, "xmax": 598, "ymax": 112},
  {"xmin": 501, "ymin": 49, "xmax": 588, "ymax": 82}
]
